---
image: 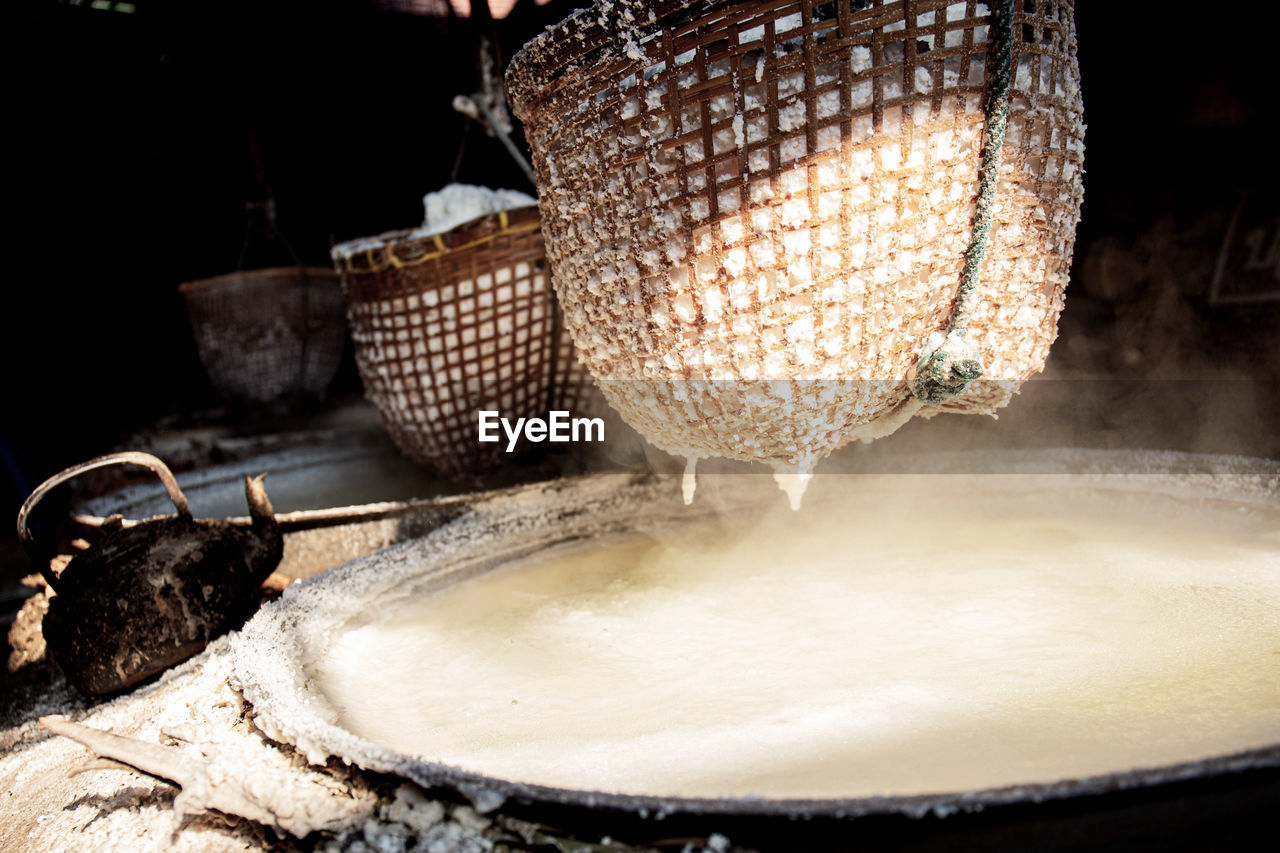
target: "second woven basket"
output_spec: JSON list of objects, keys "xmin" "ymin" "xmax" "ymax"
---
[
  {"xmin": 507, "ymin": 0, "xmax": 1085, "ymax": 475},
  {"xmin": 333, "ymin": 206, "xmax": 592, "ymax": 480}
]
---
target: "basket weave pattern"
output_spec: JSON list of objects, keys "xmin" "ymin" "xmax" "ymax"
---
[
  {"xmin": 508, "ymin": 0, "xmax": 1084, "ymax": 468},
  {"xmin": 335, "ymin": 208, "xmax": 590, "ymax": 479},
  {"xmin": 180, "ymin": 267, "xmax": 347, "ymax": 405}
]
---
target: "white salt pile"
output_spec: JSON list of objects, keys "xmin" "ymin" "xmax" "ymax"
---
[
  {"xmin": 330, "ymin": 183, "xmax": 536, "ymax": 259},
  {"xmin": 421, "ymin": 183, "xmax": 537, "ymax": 236}
]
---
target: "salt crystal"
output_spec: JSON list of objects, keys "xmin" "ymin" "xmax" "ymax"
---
[{"xmin": 681, "ymin": 456, "xmax": 699, "ymax": 504}]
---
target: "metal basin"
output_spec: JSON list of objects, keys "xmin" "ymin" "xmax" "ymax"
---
[{"xmin": 231, "ymin": 450, "xmax": 1280, "ymax": 850}]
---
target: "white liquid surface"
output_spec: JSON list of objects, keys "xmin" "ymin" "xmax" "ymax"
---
[{"xmin": 312, "ymin": 483, "xmax": 1280, "ymax": 799}]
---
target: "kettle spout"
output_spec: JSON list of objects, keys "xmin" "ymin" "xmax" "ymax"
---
[
  {"xmin": 244, "ymin": 474, "xmax": 278, "ymax": 536},
  {"xmin": 243, "ymin": 475, "xmax": 283, "ymax": 580}
]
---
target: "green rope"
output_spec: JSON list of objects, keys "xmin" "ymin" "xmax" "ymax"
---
[{"xmin": 910, "ymin": 0, "xmax": 1016, "ymax": 406}]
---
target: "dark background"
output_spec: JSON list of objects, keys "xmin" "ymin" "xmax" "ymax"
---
[
  {"xmin": 3, "ymin": 0, "xmax": 575, "ymax": 514},
  {"xmin": 3, "ymin": 0, "xmax": 1278, "ymax": 521}
]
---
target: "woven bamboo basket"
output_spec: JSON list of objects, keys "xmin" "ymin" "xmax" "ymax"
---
[
  {"xmin": 180, "ymin": 267, "xmax": 347, "ymax": 405},
  {"xmin": 507, "ymin": 0, "xmax": 1085, "ymax": 474},
  {"xmin": 333, "ymin": 206, "xmax": 594, "ymax": 479}
]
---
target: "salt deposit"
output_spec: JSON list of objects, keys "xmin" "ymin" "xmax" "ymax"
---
[
  {"xmin": 681, "ymin": 456, "xmax": 699, "ymax": 505},
  {"xmin": 769, "ymin": 466, "xmax": 813, "ymax": 511}
]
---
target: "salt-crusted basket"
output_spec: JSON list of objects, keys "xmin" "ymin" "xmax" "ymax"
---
[
  {"xmin": 180, "ymin": 267, "xmax": 347, "ymax": 406},
  {"xmin": 333, "ymin": 206, "xmax": 593, "ymax": 480},
  {"xmin": 507, "ymin": 0, "xmax": 1085, "ymax": 474}
]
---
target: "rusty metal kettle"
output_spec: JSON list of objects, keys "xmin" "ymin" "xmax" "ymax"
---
[{"xmin": 16, "ymin": 451, "xmax": 283, "ymax": 695}]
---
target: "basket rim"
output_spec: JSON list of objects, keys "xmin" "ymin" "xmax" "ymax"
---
[
  {"xmin": 331, "ymin": 204, "xmax": 542, "ymax": 275},
  {"xmin": 505, "ymin": 0, "xmax": 1009, "ymax": 119},
  {"xmin": 507, "ymin": 0, "xmax": 690, "ymax": 118},
  {"xmin": 178, "ymin": 266, "xmax": 339, "ymax": 295}
]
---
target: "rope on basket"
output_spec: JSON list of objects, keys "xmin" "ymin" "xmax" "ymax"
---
[{"xmin": 909, "ymin": 0, "xmax": 1015, "ymax": 406}]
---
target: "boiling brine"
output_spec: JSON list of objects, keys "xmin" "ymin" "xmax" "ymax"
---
[{"xmin": 312, "ymin": 479, "xmax": 1280, "ymax": 799}]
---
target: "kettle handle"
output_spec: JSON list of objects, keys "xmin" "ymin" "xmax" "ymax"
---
[{"xmin": 16, "ymin": 452, "xmax": 193, "ymax": 585}]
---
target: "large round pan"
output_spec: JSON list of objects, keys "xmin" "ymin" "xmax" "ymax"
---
[{"xmin": 231, "ymin": 449, "xmax": 1280, "ymax": 851}]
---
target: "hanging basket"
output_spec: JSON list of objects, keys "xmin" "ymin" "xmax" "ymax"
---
[
  {"xmin": 507, "ymin": 0, "xmax": 1085, "ymax": 471},
  {"xmin": 180, "ymin": 267, "xmax": 347, "ymax": 406},
  {"xmin": 332, "ymin": 206, "xmax": 595, "ymax": 480}
]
